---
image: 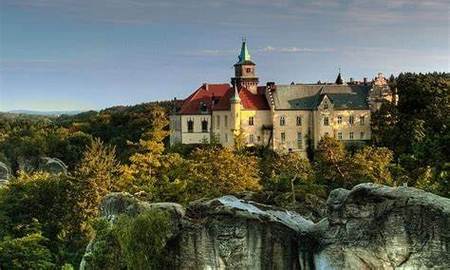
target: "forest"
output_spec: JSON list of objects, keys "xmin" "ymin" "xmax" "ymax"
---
[{"xmin": 0, "ymin": 72, "xmax": 448, "ymax": 269}]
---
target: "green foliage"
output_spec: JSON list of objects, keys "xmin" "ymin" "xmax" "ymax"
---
[
  {"xmin": 350, "ymin": 146, "xmax": 393, "ymax": 185},
  {"xmin": 114, "ymin": 210, "xmax": 173, "ymax": 270},
  {"xmin": 314, "ymin": 137, "xmax": 394, "ymax": 189},
  {"xmin": 0, "ymin": 233, "xmax": 55, "ymax": 270},
  {"xmin": 371, "ymin": 72, "xmax": 449, "ymax": 196},
  {"xmin": 314, "ymin": 136, "xmax": 349, "ymax": 188},
  {"xmin": 184, "ymin": 147, "xmax": 261, "ymax": 201},
  {"xmin": 82, "ymin": 219, "xmax": 125, "ymax": 270},
  {"xmin": 0, "ymin": 172, "xmax": 87, "ymax": 267}
]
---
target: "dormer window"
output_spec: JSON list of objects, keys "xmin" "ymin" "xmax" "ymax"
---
[{"xmin": 200, "ymin": 102, "xmax": 208, "ymax": 113}]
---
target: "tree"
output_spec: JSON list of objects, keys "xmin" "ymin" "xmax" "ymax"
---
[
  {"xmin": 118, "ymin": 106, "xmax": 170, "ymax": 196},
  {"xmin": 350, "ymin": 146, "xmax": 393, "ymax": 185},
  {"xmin": 0, "ymin": 233, "xmax": 55, "ymax": 270},
  {"xmin": 114, "ymin": 210, "xmax": 173, "ymax": 269},
  {"xmin": 185, "ymin": 147, "xmax": 261, "ymax": 200},
  {"xmin": 271, "ymin": 152, "xmax": 313, "ymax": 204},
  {"xmin": 0, "ymin": 172, "xmax": 86, "ymax": 267},
  {"xmin": 77, "ymin": 138, "xmax": 119, "ymax": 219},
  {"xmin": 314, "ymin": 136, "xmax": 349, "ymax": 189}
]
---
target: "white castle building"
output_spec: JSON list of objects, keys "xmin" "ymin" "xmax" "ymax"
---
[{"xmin": 170, "ymin": 41, "xmax": 394, "ymax": 156}]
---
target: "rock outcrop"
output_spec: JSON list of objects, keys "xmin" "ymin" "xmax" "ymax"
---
[
  {"xmin": 313, "ymin": 183, "xmax": 450, "ymax": 269},
  {"xmin": 39, "ymin": 157, "xmax": 68, "ymax": 174},
  {"xmin": 81, "ymin": 183, "xmax": 450, "ymax": 270},
  {"xmin": 0, "ymin": 161, "xmax": 10, "ymax": 185}
]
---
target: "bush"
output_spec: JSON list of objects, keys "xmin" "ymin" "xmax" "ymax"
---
[
  {"xmin": 0, "ymin": 233, "xmax": 55, "ymax": 270},
  {"xmin": 114, "ymin": 209, "xmax": 173, "ymax": 270}
]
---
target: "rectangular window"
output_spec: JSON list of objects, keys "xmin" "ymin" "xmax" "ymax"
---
[
  {"xmin": 338, "ymin": 132, "xmax": 343, "ymax": 140},
  {"xmin": 281, "ymin": 132, "xmax": 286, "ymax": 143},
  {"xmin": 216, "ymin": 115, "xmax": 220, "ymax": 129},
  {"xmin": 349, "ymin": 115, "xmax": 354, "ymax": 125},
  {"xmin": 187, "ymin": 120, "xmax": 194, "ymax": 133},
  {"xmin": 324, "ymin": 117, "xmax": 329, "ymax": 126},
  {"xmin": 349, "ymin": 132, "xmax": 354, "ymax": 140},
  {"xmin": 257, "ymin": 136, "xmax": 261, "ymax": 142},
  {"xmin": 225, "ymin": 133, "xmax": 228, "ymax": 142},
  {"xmin": 296, "ymin": 116, "xmax": 302, "ymax": 126},
  {"xmin": 224, "ymin": 115, "xmax": 228, "ymax": 128},
  {"xmin": 360, "ymin": 116, "xmax": 365, "ymax": 126},
  {"xmin": 249, "ymin": 134, "xmax": 254, "ymax": 143},
  {"xmin": 201, "ymin": 120, "xmax": 208, "ymax": 133},
  {"xmin": 280, "ymin": 116, "xmax": 285, "ymax": 126},
  {"xmin": 297, "ymin": 132, "xmax": 303, "ymax": 149},
  {"xmin": 249, "ymin": 116, "xmax": 254, "ymax": 126},
  {"xmin": 360, "ymin": 132, "xmax": 364, "ymax": 139},
  {"xmin": 337, "ymin": 116, "xmax": 342, "ymax": 124}
]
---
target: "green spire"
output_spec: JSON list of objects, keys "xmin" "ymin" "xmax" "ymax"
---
[
  {"xmin": 237, "ymin": 38, "xmax": 251, "ymax": 64},
  {"xmin": 230, "ymin": 85, "xmax": 241, "ymax": 103}
]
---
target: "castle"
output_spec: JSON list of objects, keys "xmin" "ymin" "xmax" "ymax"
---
[{"xmin": 170, "ymin": 41, "xmax": 394, "ymax": 156}]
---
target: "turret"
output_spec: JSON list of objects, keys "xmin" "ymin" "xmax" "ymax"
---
[{"xmin": 230, "ymin": 85, "xmax": 241, "ymax": 134}]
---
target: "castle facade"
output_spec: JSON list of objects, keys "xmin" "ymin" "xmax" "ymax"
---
[{"xmin": 170, "ymin": 41, "xmax": 394, "ymax": 155}]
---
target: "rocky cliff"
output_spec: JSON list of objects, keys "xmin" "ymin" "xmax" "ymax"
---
[{"xmin": 81, "ymin": 183, "xmax": 450, "ymax": 270}]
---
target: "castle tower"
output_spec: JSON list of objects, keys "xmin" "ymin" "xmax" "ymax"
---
[{"xmin": 231, "ymin": 39, "xmax": 259, "ymax": 94}]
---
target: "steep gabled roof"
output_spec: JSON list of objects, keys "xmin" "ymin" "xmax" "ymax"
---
[
  {"xmin": 179, "ymin": 83, "xmax": 230, "ymax": 114},
  {"xmin": 273, "ymin": 84, "xmax": 371, "ymax": 110},
  {"xmin": 213, "ymin": 86, "xmax": 270, "ymax": 111}
]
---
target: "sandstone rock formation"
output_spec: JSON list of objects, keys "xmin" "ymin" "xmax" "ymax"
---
[
  {"xmin": 39, "ymin": 157, "xmax": 68, "ymax": 175},
  {"xmin": 0, "ymin": 161, "xmax": 10, "ymax": 185},
  {"xmin": 81, "ymin": 183, "xmax": 450, "ymax": 270},
  {"xmin": 313, "ymin": 183, "xmax": 450, "ymax": 269}
]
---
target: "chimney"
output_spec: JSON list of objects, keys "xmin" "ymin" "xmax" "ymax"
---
[
  {"xmin": 363, "ymin": 77, "xmax": 367, "ymax": 85},
  {"xmin": 203, "ymin": 83, "xmax": 209, "ymax": 91},
  {"xmin": 349, "ymin": 78, "xmax": 354, "ymax": 84}
]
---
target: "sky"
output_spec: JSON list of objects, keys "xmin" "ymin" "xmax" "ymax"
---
[{"xmin": 0, "ymin": 0, "xmax": 449, "ymax": 111}]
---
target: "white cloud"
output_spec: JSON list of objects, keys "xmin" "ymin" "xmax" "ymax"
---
[{"xmin": 259, "ymin": 46, "xmax": 335, "ymax": 53}]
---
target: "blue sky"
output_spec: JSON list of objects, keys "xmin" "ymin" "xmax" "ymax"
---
[{"xmin": 0, "ymin": 0, "xmax": 448, "ymax": 111}]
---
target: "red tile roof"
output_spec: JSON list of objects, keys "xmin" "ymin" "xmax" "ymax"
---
[
  {"xmin": 179, "ymin": 83, "xmax": 230, "ymax": 114},
  {"xmin": 179, "ymin": 83, "xmax": 270, "ymax": 114},
  {"xmin": 239, "ymin": 88, "xmax": 270, "ymax": 110},
  {"xmin": 213, "ymin": 86, "xmax": 270, "ymax": 111}
]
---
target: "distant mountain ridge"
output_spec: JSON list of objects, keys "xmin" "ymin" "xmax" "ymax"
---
[{"xmin": 5, "ymin": 110, "xmax": 85, "ymax": 116}]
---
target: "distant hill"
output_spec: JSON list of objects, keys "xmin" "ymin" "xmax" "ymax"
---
[{"xmin": 6, "ymin": 110, "xmax": 84, "ymax": 116}]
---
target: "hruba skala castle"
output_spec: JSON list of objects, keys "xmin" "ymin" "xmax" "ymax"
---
[{"xmin": 170, "ymin": 40, "xmax": 395, "ymax": 156}]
